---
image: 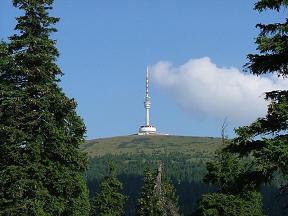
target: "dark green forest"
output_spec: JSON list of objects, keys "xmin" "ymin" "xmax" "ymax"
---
[{"xmin": 85, "ymin": 153, "xmax": 287, "ymax": 216}]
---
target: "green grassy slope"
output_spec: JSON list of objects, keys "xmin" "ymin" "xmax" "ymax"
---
[{"xmin": 83, "ymin": 135, "xmax": 223, "ymax": 157}]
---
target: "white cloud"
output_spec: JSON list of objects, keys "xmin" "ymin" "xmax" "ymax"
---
[{"xmin": 150, "ymin": 57, "xmax": 288, "ymax": 123}]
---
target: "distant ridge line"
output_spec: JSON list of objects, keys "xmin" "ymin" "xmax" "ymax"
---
[
  {"xmin": 83, "ymin": 135, "xmax": 223, "ymax": 157},
  {"xmin": 86, "ymin": 134, "xmax": 221, "ymax": 142}
]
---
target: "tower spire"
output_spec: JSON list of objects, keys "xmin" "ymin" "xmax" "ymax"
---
[{"xmin": 146, "ymin": 66, "xmax": 149, "ymax": 98}]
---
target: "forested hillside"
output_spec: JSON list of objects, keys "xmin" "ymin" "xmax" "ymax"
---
[{"xmin": 83, "ymin": 136, "xmax": 285, "ymax": 215}]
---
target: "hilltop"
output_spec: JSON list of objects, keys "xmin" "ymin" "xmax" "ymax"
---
[{"xmin": 83, "ymin": 135, "xmax": 223, "ymax": 157}]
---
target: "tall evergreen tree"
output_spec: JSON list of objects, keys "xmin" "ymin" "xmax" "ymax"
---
[
  {"xmin": 229, "ymin": 0, "xmax": 288, "ymax": 210},
  {"xmin": 195, "ymin": 0, "xmax": 288, "ymax": 215},
  {"xmin": 136, "ymin": 164, "xmax": 180, "ymax": 216},
  {"xmin": 137, "ymin": 168, "xmax": 162, "ymax": 216},
  {"xmin": 90, "ymin": 162, "xmax": 127, "ymax": 216},
  {"xmin": 0, "ymin": 1, "xmax": 90, "ymax": 215}
]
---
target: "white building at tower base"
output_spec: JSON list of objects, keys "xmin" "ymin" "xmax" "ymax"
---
[{"xmin": 138, "ymin": 125, "xmax": 157, "ymax": 135}]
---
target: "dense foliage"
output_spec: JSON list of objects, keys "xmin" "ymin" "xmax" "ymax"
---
[
  {"xmin": 136, "ymin": 168, "xmax": 164, "ymax": 216},
  {"xmin": 194, "ymin": 1, "xmax": 288, "ymax": 215},
  {"xmin": 0, "ymin": 0, "xmax": 89, "ymax": 215},
  {"xmin": 192, "ymin": 152, "xmax": 264, "ymax": 216},
  {"xmin": 136, "ymin": 165, "xmax": 180, "ymax": 216},
  {"xmin": 87, "ymin": 152, "xmax": 209, "ymax": 183},
  {"xmin": 194, "ymin": 191, "xmax": 263, "ymax": 216},
  {"xmin": 86, "ymin": 153, "xmax": 284, "ymax": 216},
  {"xmin": 90, "ymin": 162, "xmax": 127, "ymax": 216},
  {"xmin": 86, "ymin": 152, "xmax": 214, "ymax": 215}
]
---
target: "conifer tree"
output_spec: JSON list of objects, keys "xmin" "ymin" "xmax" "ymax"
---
[
  {"xmin": 194, "ymin": 1, "xmax": 288, "ymax": 215},
  {"xmin": 136, "ymin": 164, "xmax": 180, "ymax": 216},
  {"xmin": 192, "ymin": 152, "xmax": 264, "ymax": 216},
  {"xmin": 228, "ymin": 0, "xmax": 288, "ymax": 209},
  {"xmin": 0, "ymin": 1, "xmax": 90, "ymax": 215},
  {"xmin": 137, "ymin": 168, "xmax": 162, "ymax": 216},
  {"xmin": 90, "ymin": 162, "xmax": 127, "ymax": 216},
  {"xmin": 194, "ymin": 191, "xmax": 263, "ymax": 216}
]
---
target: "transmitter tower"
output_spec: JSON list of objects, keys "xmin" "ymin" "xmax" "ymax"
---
[{"xmin": 138, "ymin": 67, "xmax": 157, "ymax": 135}]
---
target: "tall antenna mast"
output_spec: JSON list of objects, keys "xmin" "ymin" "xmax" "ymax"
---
[
  {"xmin": 138, "ymin": 66, "xmax": 157, "ymax": 135},
  {"xmin": 146, "ymin": 66, "xmax": 149, "ymax": 98},
  {"xmin": 144, "ymin": 66, "xmax": 151, "ymax": 126}
]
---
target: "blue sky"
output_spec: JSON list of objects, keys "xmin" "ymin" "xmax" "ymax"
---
[{"xmin": 1, "ymin": 1, "xmax": 286, "ymax": 139}]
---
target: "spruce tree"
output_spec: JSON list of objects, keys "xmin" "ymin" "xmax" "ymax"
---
[
  {"xmin": 195, "ymin": 1, "xmax": 288, "ymax": 215},
  {"xmin": 90, "ymin": 162, "xmax": 127, "ymax": 216},
  {"xmin": 137, "ymin": 168, "xmax": 162, "ymax": 216},
  {"xmin": 194, "ymin": 191, "xmax": 263, "ymax": 216},
  {"xmin": 228, "ymin": 0, "xmax": 288, "ymax": 209},
  {"xmin": 192, "ymin": 152, "xmax": 264, "ymax": 216},
  {"xmin": 0, "ymin": 1, "xmax": 90, "ymax": 215},
  {"xmin": 136, "ymin": 164, "xmax": 180, "ymax": 216}
]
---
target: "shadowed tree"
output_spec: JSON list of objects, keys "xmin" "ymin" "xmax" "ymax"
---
[
  {"xmin": 192, "ymin": 152, "xmax": 264, "ymax": 216},
  {"xmin": 194, "ymin": 191, "xmax": 263, "ymax": 216},
  {"xmin": 194, "ymin": 0, "xmax": 288, "ymax": 215},
  {"xmin": 229, "ymin": 0, "xmax": 288, "ymax": 210},
  {"xmin": 136, "ymin": 163, "xmax": 180, "ymax": 216},
  {"xmin": 90, "ymin": 162, "xmax": 127, "ymax": 216},
  {"xmin": 0, "ymin": 0, "xmax": 90, "ymax": 215}
]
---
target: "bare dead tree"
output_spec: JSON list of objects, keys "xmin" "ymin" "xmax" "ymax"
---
[{"xmin": 155, "ymin": 161, "xmax": 180, "ymax": 216}]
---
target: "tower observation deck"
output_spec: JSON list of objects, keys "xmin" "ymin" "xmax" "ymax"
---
[{"xmin": 138, "ymin": 67, "xmax": 157, "ymax": 135}]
